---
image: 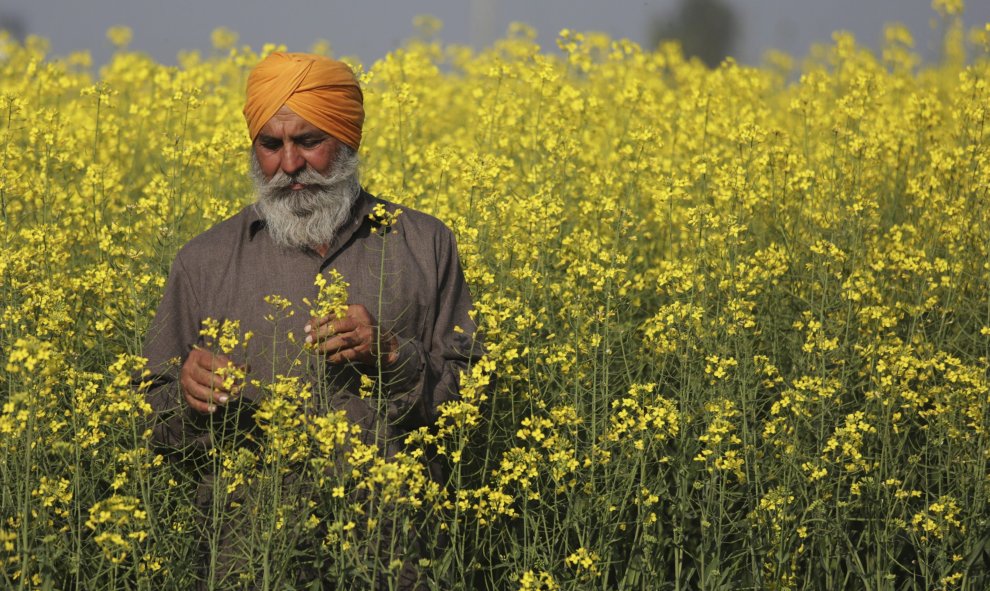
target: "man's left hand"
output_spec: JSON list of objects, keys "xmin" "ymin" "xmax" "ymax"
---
[{"xmin": 305, "ymin": 304, "xmax": 398, "ymax": 366}]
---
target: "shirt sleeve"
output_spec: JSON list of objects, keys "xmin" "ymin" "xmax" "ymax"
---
[
  {"xmin": 141, "ymin": 253, "xmax": 214, "ymax": 455},
  {"xmin": 382, "ymin": 225, "xmax": 483, "ymax": 429}
]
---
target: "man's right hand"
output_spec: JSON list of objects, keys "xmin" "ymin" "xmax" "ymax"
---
[{"xmin": 179, "ymin": 347, "xmax": 245, "ymax": 414}]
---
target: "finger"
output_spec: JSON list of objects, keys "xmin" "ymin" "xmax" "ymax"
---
[
  {"xmin": 181, "ymin": 349, "xmax": 244, "ymax": 414},
  {"xmin": 181, "ymin": 376, "xmax": 226, "ymax": 413},
  {"xmin": 188, "ymin": 347, "xmax": 236, "ymax": 377},
  {"xmin": 305, "ymin": 313, "xmax": 346, "ymax": 332},
  {"xmin": 189, "ymin": 364, "xmax": 232, "ymax": 394},
  {"xmin": 183, "ymin": 385, "xmax": 216, "ymax": 414},
  {"xmin": 306, "ymin": 319, "xmax": 359, "ymax": 344},
  {"xmin": 317, "ymin": 332, "xmax": 355, "ymax": 355},
  {"xmin": 335, "ymin": 317, "xmax": 362, "ymax": 333},
  {"xmin": 326, "ymin": 324, "xmax": 376, "ymax": 352},
  {"xmin": 184, "ymin": 361, "xmax": 237, "ymax": 401},
  {"xmin": 186, "ymin": 369, "xmax": 232, "ymax": 402},
  {"xmin": 313, "ymin": 313, "xmax": 336, "ymax": 326},
  {"xmin": 303, "ymin": 305, "xmax": 372, "ymax": 339},
  {"xmin": 194, "ymin": 350, "xmax": 233, "ymax": 371},
  {"xmin": 327, "ymin": 347, "xmax": 357, "ymax": 365},
  {"xmin": 327, "ymin": 342, "xmax": 373, "ymax": 365},
  {"xmin": 193, "ymin": 350, "xmax": 247, "ymax": 386},
  {"xmin": 345, "ymin": 304, "xmax": 373, "ymax": 322}
]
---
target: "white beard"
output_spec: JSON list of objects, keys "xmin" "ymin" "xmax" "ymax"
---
[{"xmin": 251, "ymin": 147, "xmax": 360, "ymax": 250}]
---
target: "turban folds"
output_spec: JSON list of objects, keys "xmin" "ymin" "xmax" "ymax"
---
[{"xmin": 244, "ymin": 52, "xmax": 364, "ymax": 150}]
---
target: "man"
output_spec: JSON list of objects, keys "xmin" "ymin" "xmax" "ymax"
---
[{"xmin": 142, "ymin": 52, "xmax": 479, "ymax": 587}]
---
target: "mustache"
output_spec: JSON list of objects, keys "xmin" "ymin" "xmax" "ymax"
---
[
  {"xmin": 250, "ymin": 143, "xmax": 360, "ymax": 194},
  {"xmin": 263, "ymin": 167, "xmax": 335, "ymax": 193}
]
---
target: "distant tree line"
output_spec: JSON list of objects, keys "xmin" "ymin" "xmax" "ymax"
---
[{"xmin": 651, "ymin": 0, "xmax": 739, "ymax": 67}]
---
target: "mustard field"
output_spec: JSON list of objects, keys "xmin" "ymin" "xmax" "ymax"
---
[{"xmin": 2, "ymin": 5, "xmax": 990, "ymax": 589}]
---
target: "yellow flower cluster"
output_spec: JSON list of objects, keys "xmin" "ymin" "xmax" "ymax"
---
[
  {"xmin": 911, "ymin": 495, "xmax": 965, "ymax": 543},
  {"xmin": 306, "ymin": 269, "xmax": 349, "ymax": 321},
  {"xmin": 695, "ymin": 398, "xmax": 746, "ymax": 482},
  {"xmin": 603, "ymin": 382, "xmax": 679, "ymax": 453},
  {"xmin": 517, "ymin": 569, "xmax": 558, "ymax": 591},
  {"xmin": 85, "ymin": 495, "xmax": 148, "ymax": 564}
]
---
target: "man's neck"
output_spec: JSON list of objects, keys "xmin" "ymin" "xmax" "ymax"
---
[{"xmin": 312, "ymin": 243, "xmax": 330, "ymax": 258}]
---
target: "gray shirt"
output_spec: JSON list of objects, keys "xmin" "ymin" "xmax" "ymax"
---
[{"xmin": 142, "ymin": 190, "xmax": 480, "ymax": 458}]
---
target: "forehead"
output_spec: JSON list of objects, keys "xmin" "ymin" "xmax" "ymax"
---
[{"xmin": 258, "ymin": 105, "xmax": 326, "ymax": 137}]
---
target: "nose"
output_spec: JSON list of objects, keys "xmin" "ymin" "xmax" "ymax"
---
[{"xmin": 280, "ymin": 143, "xmax": 305, "ymax": 176}]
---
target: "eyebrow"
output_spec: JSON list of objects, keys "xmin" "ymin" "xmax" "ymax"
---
[{"xmin": 292, "ymin": 131, "xmax": 328, "ymax": 142}]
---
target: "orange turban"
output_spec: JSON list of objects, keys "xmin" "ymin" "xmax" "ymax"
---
[{"xmin": 243, "ymin": 52, "xmax": 364, "ymax": 150}]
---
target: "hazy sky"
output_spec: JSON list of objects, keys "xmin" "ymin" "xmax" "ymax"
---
[{"xmin": 3, "ymin": 0, "xmax": 989, "ymax": 68}]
